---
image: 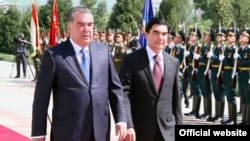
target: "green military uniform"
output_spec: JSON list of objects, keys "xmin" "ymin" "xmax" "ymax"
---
[
  {"xmin": 209, "ymin": 28, "xmax": 227, "ymax": 123},
  {"xmin": 196, "ymin": 27, "xmax": 214, "ymax": 121},
  {"xmin": 222, "ymin": 28, "xmax": 238, "ymax": 125},
  {"xmin": 165, "ymin": 30, "xmax": 189, "ymax": 108},
  {"xmin": 32, "ymin": 49, "xmax": 42, "ymax": 81},
  {"xmin": 184, "ymin": 27, "xmax": 202, "ymax": 118},
  {"xmin": 236, "ymin": 29, "xmax": 250, "ymax": 125},
  {"xmin": 113, "ymin": 31, "xmax": 126, "ymax": 74}
]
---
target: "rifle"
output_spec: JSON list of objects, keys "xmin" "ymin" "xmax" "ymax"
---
[
  {"xmin": 183, "ymin": 41, "xmax": 190, "ymax": 80},
  {"xmin": 216, "ymin": 46, "xmax": 224, "ymax": 85},
  {"xmin": 231, "ymin": 46, "xmax": 239, "ymax": 87},
  {"xmin": 191, "ymin": 45, "xmax": 200, "ymax": 81},
  {"xmin": 204, "ymin": 43, "xmax": 213, "ymax": 81}
]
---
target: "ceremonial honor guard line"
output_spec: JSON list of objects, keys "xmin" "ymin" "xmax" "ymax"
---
[{"xmin": 0, "ymin": 60, "xmax": 244, "ymax": 141}]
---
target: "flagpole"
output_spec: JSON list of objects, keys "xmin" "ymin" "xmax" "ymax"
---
[{"xmin": 139, "ymin": 0, "xmax": 154, "ymax": 48}]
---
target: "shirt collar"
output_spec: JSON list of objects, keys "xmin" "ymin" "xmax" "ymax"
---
[
  {"xmin": 146, "ymin": 46, "xmax": 163, "ymax": 61},
  {"xmin": 70, "ymin": 38, "xmax": 89, "ymax": 53}
]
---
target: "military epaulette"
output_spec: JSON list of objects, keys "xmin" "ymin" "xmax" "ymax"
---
[
  {"xmin": 211, "ymin": 44, "xmax": 216, "ymax": 51},
  {"xmin": 197, "ymin": 42, "xmax": 202, "ymax": 47},
  {"xmin": 233, "ymin": 45, "xmax": 238, "ymax": 49},
  {"xmin": 247, "ymin": 45, "xmax": 250, "ymax": 48}
]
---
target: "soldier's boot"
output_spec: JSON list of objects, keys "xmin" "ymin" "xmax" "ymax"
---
[
  {"xmin": 199, "ymin": 97, "xmax": 208, "ymax": 119},
  {"xmin": 223, "ymin": 104, "xmax": 231, "ymax": 124},
  {"xmin": 214, "ymin": 101, "xmax": 225, "ymax": 123},
  {"xmin": 238, "ymin": 104, "xmax": 247, "ymax": 125},
  {"xmin": 206, "ymin": 97, "xmax": 213, "ymax": 121},
  {"xmin": 226, "ymin": 104, "xmax": 237, "ymax": 125},
  {"xmin": 246, "ymin": 105, "xmax": 250, "ymax": 125},
  {"xmin": 194, "ymin": 96, "xmax": 201, "ymax": 118},
  {"xmin": 237, "ymin": 101, "xmax": 242, "ymax": 115},
  {"xmin": 184, "ymin": 90, "xmax": 189, "ymax": 108},
  {"xmin": 212, "ymin": 101, "xmax": 219, "ymax": 122},
  {"xmin": 184, "ymin": 95, "xmax": 196, "ymax": 116},
  {"xmin": 232, "ymin": 104, "xmax": 237, "ymax": 125}
]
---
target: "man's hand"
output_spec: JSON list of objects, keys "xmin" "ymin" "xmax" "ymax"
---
[
  {"xmin": 233, "ymin": 53, "xmax": 239, "ymax": 59},
  {"xmin": 184, "ymin": 51, "xmax": 190, "ymax": 57},
  {"xmin": 219, "ymin": 55, "xmax": 225, "ymax": 61},
  {"xmin": 193, "ymin": 53, "xmax": 200, "ymax": 60},
  {"xmin": 124, "ymin": 128, "xmax": 136, "ymax": 141},
  {"xmin": 207, "ymin": 52, "xmax": 213, "ymax": 58},
  {"xmin": 115, "ymin": 124, "xmax": 127, "ymax": 141}
]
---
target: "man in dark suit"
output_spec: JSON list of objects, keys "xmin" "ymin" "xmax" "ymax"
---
[
  {"xmin": 13, "ymin": 33, "xmax": 29, "ymax": 78},
  {"xmin": 31, "ymin": 7, "xmax": 127, "ymax": 141},
  {"xmin": 120, "ymin": 17, "xmax": 183, "ymax": 141}
]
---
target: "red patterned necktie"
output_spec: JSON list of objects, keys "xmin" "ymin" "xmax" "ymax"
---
[{"xmin": 153, "ymin": 55, "xmax": 162, "ymax": 92}]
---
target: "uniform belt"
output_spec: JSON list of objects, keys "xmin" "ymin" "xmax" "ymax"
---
[
  {"xmin": 223, "ymin": 66, "xmax": 232, "ymax": 69},
  {"xmin": 211, "ymin": 64, "xmax": 219, "ymax": 68},
  {"xmin": 198, "ymin": 62, "xmax": 206, "ymax": 66},
  {"xmin": 239, "ymin": 67, "xmax": 250, "ymax": 71},
  {"xmin": 114, "ymin": 59, "xmax": 122, "ymax": 62}
]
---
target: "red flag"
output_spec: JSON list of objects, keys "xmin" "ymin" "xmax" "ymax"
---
[
  {"xmin": 49, "ymin": 0, "xmax": 59, "ymax": 46},
  {"xmin": 30, "ymin": 0, "xmax": 40, "ymax": 57}
]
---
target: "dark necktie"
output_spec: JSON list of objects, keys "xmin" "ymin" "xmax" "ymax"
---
[
  {"xmin": 81, "ymin": 49, "xmax": 90, "ymax": 83},
  {"xmin": 153, "ymin": 55, "xmax": 162, "ymax": 92}
]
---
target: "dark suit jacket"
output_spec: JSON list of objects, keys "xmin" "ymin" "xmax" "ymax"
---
[
  {"xmin": 31, "ymin": 39, "xmax": 127, "ymax": 141},
  {"xmin": 120, "ymin": 47, "xmax": 183, "ymax": 141}
]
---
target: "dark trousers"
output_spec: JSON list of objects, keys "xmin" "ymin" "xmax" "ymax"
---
[{"xmin": 16, "ymin": 53, "xmax": 27, "ymax": 76}]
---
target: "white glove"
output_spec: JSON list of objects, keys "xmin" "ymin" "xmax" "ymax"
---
[
  {"xmin": 193, "ymin": 53, "xmax": 200, "ymax": 60},
  {"xmin": 219, "ymin": 55, "xmax": 225, "ymax": 61},
  {"xmin": 248, "ymin": 79, "xmax": 250, "ymax": 84},
  {"xmin": 207, "ymin": 52, "xmax": 213, "ymax": 58},
  {"xmin": 169, "ymin": 42, "xmax": 175, "ymax": 49},
  {"xmin": 184, "ymin": 51, "xmax": 190, "ymax": 57},
  {"xmin": 233, "ymin": 53, "xmax": 239, "ymax": 59}
]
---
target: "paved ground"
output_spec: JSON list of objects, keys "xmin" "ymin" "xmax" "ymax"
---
[{"xmin": 0, "ymin": 60, "xmax": 242, "ymax": 140}]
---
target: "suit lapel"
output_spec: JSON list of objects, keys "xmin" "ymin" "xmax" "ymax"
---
[
  {"xmin": 88, "ymin": 41, "xmax": 100, "ymax": 85},
  {"xmin": 63, "ymin": 39, "xmax": 88, "ymax": 84},
  {"xmin": 138, "ymin": 48, "xmax": 158, "ymax": 94},
  {"xmin": 160, "ymin": 52, "xmax": 173, "ymax": 95}
]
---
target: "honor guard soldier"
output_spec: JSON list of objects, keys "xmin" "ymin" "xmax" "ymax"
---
[
  {"xmin": 234, "ymin": 28, "xmax": 250, "ymax": 125},
  {"xmin": 13, "ymin": 33, "xmax": 29, "ymax": 78},
  {"xmin": 124, "ymin": 31, "xmax": 132, "ymax": 47},
  {"xmin": 93, "ymin": 29, "xmax": 99, "ymax": 42},
  {"xmin": 31, "ymin": 49, "xmax": 42, "ymax": 81},
  {"xmin": 165, "ymin": 30, "xmax": 175, "ymax": 52},
  {"xmin": 184, "ymin": 27, "xmax": 202, "ymax": 118},
  {"xmin": 39, "ymin": 31, "xmax": 49, "ymax": 54},
  {"xmin": 99, "ymin": 30, "xmax": 107, "ymax": 44},
  {"xmin": 166, "ymin": 30, "xmax": 189, "ymax": 108},
  {"xmin": 57, "ymin": 31, "xmax": 67, "ymax": 44},
  {"xmin": 195, "ymin": 27, "xmax": 215, "ymax": 121},
  {"xmin": 221, "ymin": 27, "xmax": 239, "ymax": 125},
  {"xmin": 113, "ymin": 31, "xmax": 126, "ymax": 73},
  {"xmin": 208, "ymin": 27, "xmax": 227, "ymax": 123},
  {"xmin": 126, "ymin": 36, "xmax": 140, "ymax": 54},
  {"xmin": 106, "ymin": 29, "xmax": 115, "ymax": 52}
]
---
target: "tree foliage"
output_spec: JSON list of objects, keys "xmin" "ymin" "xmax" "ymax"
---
[
  {"xmin": 80, "ymin": 0, "xmax": 98, "ymax": 9},
  {"xmin": 2, "ymin": 0, "xmax": 250, "ymax": 55},
  {"xmin": 231, "ymin": 0, "xmax": 250, "ymax": 30},
  {"xmin": 0, "ymin": 7, "xmax": 21, "ymax": 54},
  {"xmin": 38, "ymin": 0, "xmax": 72, "ymax": 33},
  {"xmin": 213, "ymin": 0, "xmax": 234, "ymax": 29},
  {"xmin": 92, "ymin": 0, "xmax": 109, "ymax": 31},
  {"xmin": 107, "ymin": 0, "xmax": 143, "ymax": 34},
  {"xmin": 159, "ymin": 0, "xmax": 197, "ymax": 31}
]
